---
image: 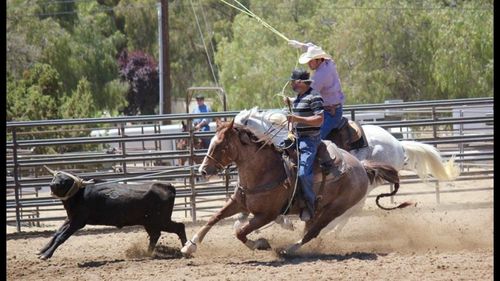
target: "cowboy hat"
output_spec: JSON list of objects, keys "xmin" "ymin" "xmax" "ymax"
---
[
  {"xmin": 298, "ymin": 46, "xmax": 332, "ymax": 64},
  {"xmin": 288, "ymin": 68, "xmax": 313, "ymax": 83}
]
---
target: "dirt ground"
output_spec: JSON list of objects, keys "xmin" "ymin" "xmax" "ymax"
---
[{"xmin": 6, "ymin": 179, "xmax": 493, "ymax": 281}]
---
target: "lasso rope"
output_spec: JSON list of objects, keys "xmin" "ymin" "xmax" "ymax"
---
[
  {"xmin": 219, "ymin": 0, "xmax": 302, "ymax": 108},
  {"xmin": 92, "ymin": 166, "xmax": 198, "ymax": 187},
  {"xmin": 219, "ymin": 0, "xmax": 289, "ymax": 41},
  {"xmin": 218, "ymin": 0, "xmax": 304, "ymax": 221}
]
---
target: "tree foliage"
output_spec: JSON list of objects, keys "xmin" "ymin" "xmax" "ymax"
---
[
  {"xmin": 61, "ymin": 78, "xmax": 97, "ymax": 119},
  {"xmin": 6, "ymin": 0, "xmax": 493, "ymax": 120},
  {"xmin": 118, "ymin": 50, "xmax": 159, "ymax": 115},
  {"xmin": 7, "ymin": 63, "xmax": 61, "ymax": 121}
]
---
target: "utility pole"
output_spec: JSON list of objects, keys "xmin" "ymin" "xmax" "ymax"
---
[{"xmin": 158, "ymin": 0, "xmax": 171, "ymax": 117}]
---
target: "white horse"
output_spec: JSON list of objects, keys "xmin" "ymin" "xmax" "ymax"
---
[{"xmin": 233, "ymin": 107, "xmax": 460, "ymax": 233}]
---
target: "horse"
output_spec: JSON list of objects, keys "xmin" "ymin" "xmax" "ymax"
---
[
  {"xmin": 232, "ymin": 107, "xmax": 459, "ymax": 232},
  {"xmin": 234, "ymin": 107, "xmax": 460, "ymax": 183},
  {"xmin": 181, "ymin": 119, "xmax": 411, "ymax": 256},
  {"xmin": 175, "ymin": 121, "xmax": 208, "ymax": 166}
]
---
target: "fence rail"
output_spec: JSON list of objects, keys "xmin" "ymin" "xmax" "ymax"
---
[{"xmin": 6, "ymin": 97, "xmax": 493, "ymax": 232}]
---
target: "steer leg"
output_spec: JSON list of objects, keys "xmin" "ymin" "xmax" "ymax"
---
[
  {"xmin": 145, "ymin": 227, "xmax": 161, "ymax": 253},
  {"xmin": 163, "ymin": 221, "xmax": 187, "ymax": 247},
  {"xmin": 181, "ymin": 197, "xmax": 242, "ymax": 256},
  {"xmin": 38, "ymin": 219, "xmax": 70, "ymax": 255},
  {"xmin": 39, "ymin": 221, "xmax": 84, "ymax": 260}
]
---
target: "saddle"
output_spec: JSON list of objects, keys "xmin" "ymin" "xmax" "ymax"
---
[{"xmin": 325, "ymin": 117, "xmax": 368, "ymax": 151}]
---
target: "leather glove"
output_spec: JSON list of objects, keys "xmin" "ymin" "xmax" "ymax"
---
[{"xmin": 288, "ymin": 39, "xmax": 304, "ymax": 49}]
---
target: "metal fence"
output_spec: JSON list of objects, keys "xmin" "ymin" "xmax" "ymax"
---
[{"xmin": 6, "ymin": 97, "xmax": 493, "ymax": 232}]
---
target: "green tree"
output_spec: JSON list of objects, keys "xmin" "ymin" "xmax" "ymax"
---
[
  {"xmin": 431, "ymin": 1, "xmax": 493, "ymax": 99},
  {"xmin": 215, "ymin": 0, "xmax": 493, "ymax": 107},
  {"xmin": 115, "ymin": 0, "xmax": 158, "ymax": 56},
  {"xmin": 7, "ymin": 63, "xmax": 62, "ymax": 121},
  {"xmin": 61, "ymin": 78, "xmax": 97, "ymax": 119}
]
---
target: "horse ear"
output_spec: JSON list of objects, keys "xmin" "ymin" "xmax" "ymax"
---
[
  {"xmin": 228, "ymin": 119, "xmax": 234, "ymax": 129},
  {"xmin": 216, "ymin": 118, "xmax": 224, "ymax": 129}
]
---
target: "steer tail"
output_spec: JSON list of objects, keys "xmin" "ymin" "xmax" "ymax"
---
[{"xmin": 363, "ymin": 160, "xmax": 414, "ymax": 211}]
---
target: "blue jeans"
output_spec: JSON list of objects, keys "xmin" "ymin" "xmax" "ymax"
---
[
  {"xmin": 297, "ymin": 134, "xmax": 321, "ymax": 211},
  {"xmin": 320, "ymin": 106, "xmax": 343, "ymax": 139},
  {"xmin": 199, "ymin": 127, "xmax": 211, "ymax": 148}
]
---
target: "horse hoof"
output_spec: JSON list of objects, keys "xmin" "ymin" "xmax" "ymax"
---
[
  {"xmin": 181, "ymin": 241, "xmax": 197, "ymax": 256},
  {"xmin": 254, "ymin": 238, "xmax": 271, "ymax": 250},
  {"xmin": 280, "ymin": 243, "xmax": 301, "ymax": 256},
  {"xmin": 38, "ymin": 254, "xmax": 49, "ymax": 260}
]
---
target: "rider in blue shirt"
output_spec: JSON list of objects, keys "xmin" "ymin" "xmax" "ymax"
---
[
  {"xmin": 192, "ymin": 94, "xmax": 212, "ymax": 131},
  {"xmin": 192, "ymin": 94, "xmax": 212, "ymax": 147}
]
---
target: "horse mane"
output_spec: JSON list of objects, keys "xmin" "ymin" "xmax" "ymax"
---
[
  {"xmin": 217, "ymin": 118, "xmax": 280, "ymax": 151},
  {"xmin": 234, "ymin": 124, "xmax": 280, "ymax": 151},
  {"xmin": 233, "ymin": 107, "xmax": 289, "ymax": 147}
]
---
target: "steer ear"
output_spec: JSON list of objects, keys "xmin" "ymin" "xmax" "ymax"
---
[{"xmin": 44, "ymin": 165, "xmax": 57, "ymax": 176}]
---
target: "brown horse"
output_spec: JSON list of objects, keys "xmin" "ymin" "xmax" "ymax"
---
[
  {"xmin": 181, "ymin": 119, "xmax": 410, "ymax": 256},
  {"xmin": 176, "ymin": 121, "xmax": 208, "ymax": 166}
]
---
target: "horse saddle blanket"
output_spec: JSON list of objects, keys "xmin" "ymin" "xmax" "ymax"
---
[{"xmin": 326, "ymin": 117, "xmax": 368, "ymax": 151}]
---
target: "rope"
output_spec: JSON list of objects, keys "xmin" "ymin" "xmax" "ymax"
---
[
  {"xmin": 190, "ymin": 0, "xmax": 219, "ymax": 86},
  {"xmin": 219, "ymin": 0, "xmax": 289, "ymax": 41},
  {"xmin": 93, "ymin": 165, "xmax": 199, "ymax": 187},
  {"xmin": 274, "ymin": 97, "xmax": 300, "ymax": 216},
  {"xmin": 198, "ymin": 0, "xmax": 220, "ymax": 86},
  {"xmin": 219, "ymin": 0, "xmax": 305, "ymax": 109}
]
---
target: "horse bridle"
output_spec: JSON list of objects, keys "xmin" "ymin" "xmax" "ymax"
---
[{"xmin": 204, "ymin": 153, "xmax": 230, "ymax": 171}]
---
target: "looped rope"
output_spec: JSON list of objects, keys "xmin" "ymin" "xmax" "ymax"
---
[
  {"xmin": 50, "ymin": 171, "xmax": 95, "ymax": 200},
  {"xmin": 45, "ymin": 164, "xmax": 202, "ymax": 199},
  {"xmin": 219, "ymin": 0, "xmax": 289, "ymax": 41}
]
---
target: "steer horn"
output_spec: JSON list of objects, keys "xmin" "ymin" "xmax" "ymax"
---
[{"xmin": 43, "ymin": 165, "xmax": 58, "ymax": 176}]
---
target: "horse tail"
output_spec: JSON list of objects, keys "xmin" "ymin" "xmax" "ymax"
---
[
  {"xmin": 362, "ymin": 160, "xmax": 414, "ymax": 211},
  {"xmin": 400, "ymin": 141, "xmax": 460, "ymax": 181}
]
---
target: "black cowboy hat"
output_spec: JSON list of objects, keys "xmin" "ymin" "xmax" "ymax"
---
[{"xmin": 289, "ymin": 68, "xmax": 313, "ymax": 82}]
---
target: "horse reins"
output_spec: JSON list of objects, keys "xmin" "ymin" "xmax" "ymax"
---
[{"xmin": 204, "ymin": 153, "xmax": 229, "ymax": 171}]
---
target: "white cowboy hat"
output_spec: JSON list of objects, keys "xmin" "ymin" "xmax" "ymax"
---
[{"xmin": 298, "ymin": 46, "xmax": 332, "ymax": 64}]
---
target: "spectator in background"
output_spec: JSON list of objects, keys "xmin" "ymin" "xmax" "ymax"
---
[{"xmin": 191, "ymin": 94, "xmax": 212, "ymax": 147}]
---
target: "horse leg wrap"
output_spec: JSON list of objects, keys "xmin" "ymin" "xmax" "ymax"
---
[{"xmin": 181, "ymin": 240, "xmax": 197, "ymax": 255}]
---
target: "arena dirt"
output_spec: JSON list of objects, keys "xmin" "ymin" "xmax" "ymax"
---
[{"xmin": 7, "ymin": 179, "xmax": 493, "ymax": 281}]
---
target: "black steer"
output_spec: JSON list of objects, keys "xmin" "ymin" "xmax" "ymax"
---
[{"xmin": 38, "ymin": 168, "xmax": 187, "ymax": 260}]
